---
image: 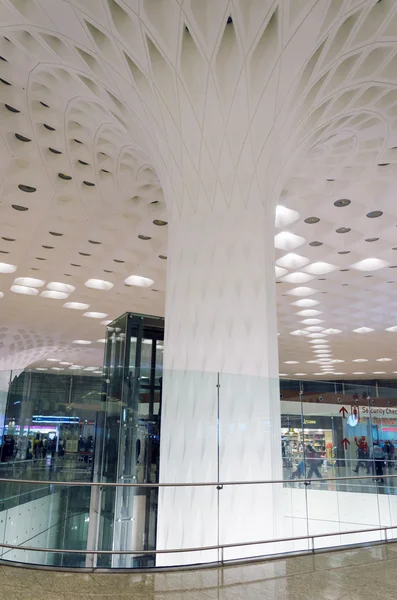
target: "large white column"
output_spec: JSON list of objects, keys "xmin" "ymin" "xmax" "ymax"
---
[{"xmin": 156, "ymin": 199, "xmax": 282, "ymax": 565}]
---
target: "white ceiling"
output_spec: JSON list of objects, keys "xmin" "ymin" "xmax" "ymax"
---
[{"xmin": 1, "ymin": 0, "xmax": 397, "ymax": 379}]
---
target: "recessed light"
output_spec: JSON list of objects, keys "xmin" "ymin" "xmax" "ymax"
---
[
  {"xmin": 365, "ymin": 238, "xmax": 379, "ymax": 242},
  {"xmin": 83, "ymin": 312, "xmax": 108, "ymax": 319},
  {"xmin": 281, "ymin": 272, "xmax": 315, "ymax": 284},
  {"xmin": 274, "ymin": 232, "xmax": 305, "ymax": 251},
  {"xmin": 336, "ymin": 227, "xmax": 351, "ymax": 234},
  {"xmin": 386, "ymin": 326, "xmax": 397, "ymax": 332},
  {"xmin": 291, "ymin": 298, "xmax": 320, "ymax": 308},
  {"xmin": 59, "ymin": 362, "xmax": 73, "ymax": 365},
  {"xmin": 12, "ymin": 204, "xmax": 28, "ymax": 211},
  {"xmin": 36, "ymin": 368, "xmax": 48, "ymax": 371},
  {"xmin": 11, "ymin": 285, "xmax": 39, "ymax": 295},
  {"xmin": 138, "ymin": 235, "xmax": 151, "ymax": 241},
  {"xmin": 377, "ymin": 358, "xmax": 392, "ymax": 362},
  {"xmin": 286, "ymin": 287, "xmax": 318, "ymax": 297},
  {"xmin": 304, "ymin": 262, "xmax": 337, "ymax": 275},
  {"xmin": 124, "ymin": 275, "xmax": 154, "ymax": 288},
  {"xmin": 0, "ymin": 262, "xmax": 17, "ymax": 273},
  {"xmin": 352, "ymin": 358, "xmax": 368, "ymax": 362},
  {"xmin": 294, "ymin": 373, "xmax": 306, "ymax": 376},
  {"xmin": 159, "ymin": 255, "xmax": 167, "ymax": 260},
  {"xmin": 322, "ymin": 329, "xmax": 342, "ymax": 335},
  {"xmin": 277, "ymin": 253, "xmax": 309, "ymax": 269},
  {"xmin": 85, "ymin": 279, "xmax": 113, "ymax": 290},
  {"xmin": 373, "ymin": 372, "xmax": 386, "ymax": 375},
  {"xmin": 63, "ymin": 302, "xmax": 90, "ymax": 310},
  {"xmin": 96, "ymin": 339, "xmax": 106, "ymax": 343},
  {"xmin": 279, "ymin": 373, "xmax": 288, "ymax": 377},
  {"xmin": 367, "ymin": 211, "xmax": 383, "ymax": 218},
  {"xmin": 334, "ymin": 199, "xmax": 351, "ymax": 207},
  {"xmin": 304, "ymin": 217, "xmax": 320, "ymax": 224},
  {"xmin": 153, "ymin": 219, "xmax": 167, "ymax": 226},
  {"xmin": 296, "ymin": 309, "xmax": 322, "ymax": 317},
  {"xmin": 18, "ymin": 184, "xmax": 36, "ymax": 193},
  {"xmin": 351, "ymin": 258, "xmax": 388, "ymax": 271},
  {"xmin": 51, "ymin": 367, "xmax": 64, "ymax": 371},
  {"xmin": 49, "ymin": 231, "xmax": 63, "ymax": 236},
  {"xmin": 88, "ymin": 240, "xmax": 101, "ymax": 245},
  {"xmin": 290, "ymin": 330, "xmax": 309, "ymax": 336},
  {"xmin": 284, "ymin": 361, "xmax": 299, "ymax": 364},
  {"xmin": 300, "ymin": 318, "xmax": 323, "ymax": 325},
  {"xmin": 72, "ymin": 340, "xmax": 92, "ymax": 345},
  {"xmin": 353, "ymin": 372, "xmax": 366, "ymax": 375},
  {"xmin": 13, "ymin": 277, "xmax": 44, "ymax": 287},
  {"xmin": 40, "ymin": 290, "xmax": 69, "ymax": 299},
  {"xmin": 309, "ymin": 241, "xmax": 323, "ymax": 247},
  {"xmin": 353, "ymin": 327, "xmax": 374, "ymax": 334},
  {"xmin": 47, "ymin": 282, "xmax": 75, "ymax": 293},
  {"xmin": 338, "ymin": 251, "xmax": 350, "ymax": 255},
  {"xmin": 46, "ymin": 358, "xmax": 59, "ymax": 362}
]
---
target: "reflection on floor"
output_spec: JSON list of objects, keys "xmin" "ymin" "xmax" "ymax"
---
[{"xmin": 0, "ymin": 543, "xmax": 396, "ymax": 599}]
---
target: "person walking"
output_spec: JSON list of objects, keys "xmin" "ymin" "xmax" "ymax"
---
[
  {"xmin": 353, "ymin": 437, "xmax": 370, "ymax": 474},
  {"xmin": 306, "ymin": 444, "xmax": 323, "ymax": 480}
]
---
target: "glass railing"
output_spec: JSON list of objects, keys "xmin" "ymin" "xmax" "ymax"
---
[
  {"xmin": 0, "ymin": 368, "xmax": 397, "ymax": 569},
  {"xmin": 0, "ymin": 475, "xmax": 395, "ymax": 569}
]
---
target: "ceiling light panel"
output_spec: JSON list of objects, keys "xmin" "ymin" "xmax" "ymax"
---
[
  {"xmin": 286, "ymin": 287, "xmax": 318, "ymax": 297},
  {"xmin": 124, "ymin": 275, "xmax": 154, "ymax": 287},
  {"xmin": 85, "ymin": 279, "xmax": 114, "ymax": 290},
  {"xmin": 0, "ymin": 263, "xmax": 17, "ymax": 273},
  {"xmin": 64, "ymin": 302, "xmax": 90, "ymax": 310},
  {"xmin": 274, "ymin": 232, "xmax": 305, "ymax": 251},
  {"xmin": 13, "ymin": 277, "xmax": 45, "ymax": 287},
  {"xmin": 276, "ymin": 253, "xmax": 309, "ymax": 269},
  {"xmin": 275, "ymin": 206, "xmax": 300, "ymax": 228},
  {"xmin": 303, "ymin": 262, "xmax": 337, "ymax": 275},
  {"xmin": 281, "ymin": 272, "xmax": 315, "ymax": 284},
  {"xmin": 47, "ymin": 282, "xmax": 76, "ymax": 293},
  {"xmin": 83, "ymin": 312, "xmax": 108, "ymax": 319},
  {"xmin": 11, "ymin": 285, "xmax": 39, "ymax": 296},
  {"xmin": 351, "ymin": 258, "xmax": 389, "ymax": 271},
  {"xmin": 41, "ymin": 291, "xmax": 69, "ymax": 299}
]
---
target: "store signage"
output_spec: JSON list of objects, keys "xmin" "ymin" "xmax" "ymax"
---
[
  {"xmin": 361, "ymin": 407, "xmax": 397, "ymax": 417},
  {"xmin": 32, "ymin": 415, "xmax": 79, "ymax": 424}
]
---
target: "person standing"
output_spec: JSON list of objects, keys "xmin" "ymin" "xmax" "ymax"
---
[{"xmin": 371, "ymin": 441, "xmax": 385, "ymax": 483}]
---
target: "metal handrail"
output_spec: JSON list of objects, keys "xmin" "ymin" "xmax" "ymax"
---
[
  {"xmin": 1, "ymin": 472, "xmax": 397, "ymax": 487},
  {"xmin": 0, "ymin": 524, "xmax": 392, "ymax": 555}
]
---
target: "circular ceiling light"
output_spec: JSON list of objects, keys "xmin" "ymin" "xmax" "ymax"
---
[
  {"xmin": 85, "ymin": 279, "xmax": 114, "ymax": 290},
  {"xmin": 138, "ymin": 235, "xmax": 151, "ymax": 241},
  {"xmin": 124, "ymin": 275, "xmax": 154, "ymax": 288},
  {"xmin": 13, "ymin": 277, "xmax": 44, "ymax": 287},
  {"xmin": 0, "ymin": 262, "xmax": 17, "ymax": 273},
  {"xmin": 322, "ymin": 329, "xmax": 342, "ymax": 335},
  {"xmin": 11, "ymin": 285, "xmax": 39, "ymax": 296},
  {"xmin": 338, "ymin": 250, "xmax": 350, "ymax": 255},
  {"xmin": 41, "ymin": 290, "xmax": 69, "ymax": 299},
  {"xmin": 352, "ymin": 358, "xmax": 368, "ymax": 362},
  {"xmin": 386, "ymin": 326, "xmax": 397, "ymax": 332},
  {"xmin": 59, "ymin": 362, "xmax": 73, "ymax": 365},
  {"xmin": 83, "ymin": 312, "xmax": 109, "ymax": 319},
  {"xmin": 304, "ymin": 217, "xmax": 320, "ymax": 224},
  {"xmin": 153, "ymin": 220, "xmax": 168, "ymax": 226},
  {"xmin": 284, "ymin": 361, "xmax": 299, "ymax": 364},
  {"xmin": 367, "ymin": 211, "xmax": 383, "ymax": 218},
  {"xmin": 47, "ymin": 282, "xmax": 75, "ymax": 293},
  {"xmin": 336, "ymin": 227, "xmax": 351, "ymax": 234},
  {"xmin": 334, "ymin": 199, "xmax": 351, "ymax": 207},
  {"xmin": 353, "ymin": 327, "xmax": 374, "ymax": 334},
  {"xmin": 49, "ymin": 231, "xmax": 63, "ymax": 236},
  {"xmin": 365, "ymin": 238, "xmax": 379, "ymax": 242},
  {"xmin": 12, "ymin": 204, "xmax": 28, "ymax": 211},
  {"xmin": 72, "ymin": 340, "xmax": 92, "ymax": 345},
  {"xmin": 63, "ymin": 302, "xmax": 90, "ymax": 310},
  {"xmin": 377, "ymin": 358, "xmax": 392, "ymax": 362},
  {"xmin": 309, "ymin": 241, "xmax": 323, "ymax": 247}
]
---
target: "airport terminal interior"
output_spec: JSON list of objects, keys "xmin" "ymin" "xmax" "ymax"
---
[{"xmin": 3, "ymin": 0, "xmax": 397, "ymax": 596}]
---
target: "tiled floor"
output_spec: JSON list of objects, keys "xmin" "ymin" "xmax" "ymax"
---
[{"xmin": 0, "ymin": 544, "xmax": 395, "ymax": 599}]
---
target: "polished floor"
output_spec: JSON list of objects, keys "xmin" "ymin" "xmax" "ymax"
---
[{"xmin": 0, "ymin": 544, "xmax": 396, "ymax": 599}]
